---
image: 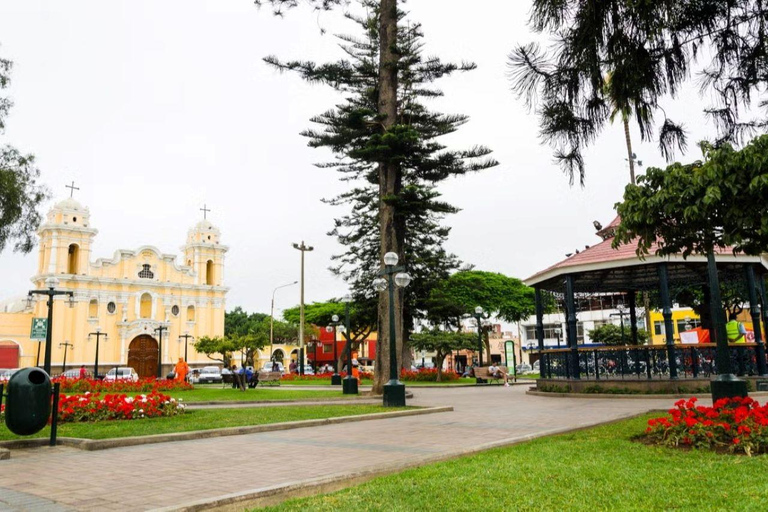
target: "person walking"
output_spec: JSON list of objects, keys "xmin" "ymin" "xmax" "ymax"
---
[
  {"xmin": 79, "ymin": 365, "xmax": 87, "ymax": 380},
  {"xmin": 174, "ymin": 358, "xmax": 189, "ymax": 383}
]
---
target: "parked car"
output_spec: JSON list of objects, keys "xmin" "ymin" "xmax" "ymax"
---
[
  {"xmin": 302, "ymin": 365, "xmax": 314, "ymax": 376},
  {"xmin": 260, "ymin": 362, "xmax": 285, "ymax": 374},
  {"xmin": 190, "ymin": 366, "xmax": 222, "ymax": 384},
  {"xmin": 414, "ymin": 362, "xmax": 436, "ymax": 370},
  {"xmin": 0, "ymin": 368, "xmax": 20, "ymax": 382},
  {"xmin": 516, "ymin": 363, "xmax": 533, "ymax": 374},
  {"xmin": 104, "ymin": 367, "xmax": 139, "ymax": 382},
  {"xmin": 61, "ymin": 368, "xmax": 93, "ymax": 379},
  {"xmin": 532, "ymin": 360, "xmax": 540, "ymax": 373}
]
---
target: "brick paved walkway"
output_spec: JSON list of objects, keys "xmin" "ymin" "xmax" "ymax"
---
[{"xmin": 0, "ymin": 386, "xmax": 676, "ymax": 511}]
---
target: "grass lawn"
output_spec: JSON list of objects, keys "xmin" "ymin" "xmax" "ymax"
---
[
  {"xmin": 165, "ymin": 386, "xmax": 344, "ymax": 402},
  {"xmin": 263, "ymin": 413, "xmax": 768, "ymax": 511},
  {"xmin": 0, "ymin": 405, "xmax": 407, "ymax": 441}
]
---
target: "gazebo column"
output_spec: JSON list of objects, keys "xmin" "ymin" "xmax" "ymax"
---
[
  {"xmin": 746, "ymin": 265, "xmax": 767, "ymax": 377},
  {"xmin": 534, "ymin": 287, "xmax": 545, "ymax": 371},
  {"xmin": 657, "ymin": 263, "xmax": 678, "ymax": 380},
  {"xmin": 565, "ymin": 275, "xmax": 580, "ymax": 379},
  {"xmin": 760, "ymin": 277, "xmax": 768, "ymax": 344},
  {"xmin": 628, "ymin": 291, "xmax": 638, "ymax": 345},
  {"xmin": 708, "ymin": 252, "xmax": 747, "ymax": 401}
]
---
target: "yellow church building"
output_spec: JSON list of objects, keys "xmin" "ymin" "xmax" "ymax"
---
[{"xmin": 0, "ymin": 195, "xmax": 228, "ymax": 378}]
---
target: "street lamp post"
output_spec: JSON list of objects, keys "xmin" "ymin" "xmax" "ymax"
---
[
  {"xmin": 27, "ymin": 277, "xmax": 74, "ymax": 375},
  {"xmin": 326, "ymin": 314, "xmax": 342, "ymax": 385},
  {"xmin": 473, "ymin": 306, "xmax": 491, "ymax": 384},
  {"xmin": 270, "ymin": 281, "xmax": 298, "ymax": 362},
  {"xmin": 292, "ymin": 242, "xmax": 313, "ymax": 376},
  {"xmin": 372, "ymin": 252, "xmax": 412, "ymax": 407},
  {"xmin": 554, "ymin": 327, "xmax": 562, "ymax": 348},
  {"xmin": 340, "ymin": 295, "xmax": 358, "ymax": 395},
  {"xmin": 154, "ymin": 324, "xmax": 168, "ymax": 379},
  {"xmin": 59, "ymin": 341, "xmax": 74, "ymax": 374},
  {"xmin": 610, "ymin": 305, "xmax": 628, "ymax": 344},
  {"xmin": 88, "ymin": 327, "xmax": 108, "ymax": 379},
  {"xmin": 178, "ymin": 332, "xmax": 194, "ymax": 362}
]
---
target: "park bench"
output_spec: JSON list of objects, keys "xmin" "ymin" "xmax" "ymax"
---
[
  {"xmin": 474, "ymin": 366, "xmax": 507, "ymax": 385},
  {"xmin": 257, "ymin": 371, "xmax": 282, "ymax": 386}
]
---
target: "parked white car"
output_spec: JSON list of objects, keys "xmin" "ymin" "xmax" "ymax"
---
[
  {"xmin": 189, "ymin": 366, "xmax": 223, "ymax": 384},
  {"xmin": 103, "ymin": 367, "xmax": 139, "ymax": 382},
  {"xmin": 261, "ymin": 362, "xmax": 285, "ymax": 374}
]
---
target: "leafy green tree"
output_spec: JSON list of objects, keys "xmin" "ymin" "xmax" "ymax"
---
[
  {"xmin": 194, "ymin": 307, "xmax": 297, "ymax": 368},
  {"xmin": 426, "ymin": 270, "xmax": 536, "ymax": 355},
  {"xmin": 284, "ymin": 300, "xmax": 374, "ymax": 369},
  {"xmin": 0, "ymin": 48, "xmax": 49, "ymax": 253},
  {"xmin": 265, "ymin": 3, "xmax": 496, "ymax": 392},
  {"xmin": 409, "ymin": 329, "xmax": 476, "ymax": 382},
  {"xmin": 588, "ymin": 324, "xmax": 649, "ymax": 347},
  {"xmin": 510, "ymin": 1, "xmax": 768, "ymax": 183},
  {"xmin": 614, "ymin": 136, "xmax": 768, "ymax": 258}
]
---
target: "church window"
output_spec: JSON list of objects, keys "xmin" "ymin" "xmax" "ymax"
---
[
  {"xmin": 107, "ymin": 302, "xmax": 116, "ymax": 314},
  {"xmin": 206, "ymin": 260, "xmax": 214, "ymax": 285},
  {"xmin": 89, "ymin": 299, "xmax": 98, "ymax": 318},
  {"xmin": 140, "ymin": 293, "xmax": 152, "ymax": 319},
  {"xmin": 68, "ymin": 244, "xmax": 79, "ymax": 274},
  {"xmin": 138, "ymin": 264, "xmax": 154, "ymax": 279},
  {"xmin": 72, "ymin": 217, "xmax": 77, "ymax": 223},
  {"xmin": 187, "ymin": 305, "xmax": 195, "ymax": 322},
  {"xmin": 171, "ymin": 305, "xmax": 180, "ymax": 317}
]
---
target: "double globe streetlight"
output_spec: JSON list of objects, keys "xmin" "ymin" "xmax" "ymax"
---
[
  {"xmin": 326, "ymin": 314, "xmax": 342, "ymax": 386},
  {"xmin": 372, "ymin": 252, "xmax": 411, "ymax": 407}
]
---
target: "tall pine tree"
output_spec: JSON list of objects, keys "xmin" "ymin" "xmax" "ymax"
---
[
  {"xmin": 257, "ymin": 0, "xmax": 405, "ymax": 393},
  {"xmin": 265, "ymin": 3, "xmax": 497, "ymax": 390}
]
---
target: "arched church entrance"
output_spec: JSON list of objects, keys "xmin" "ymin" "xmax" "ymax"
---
[
  {"xmin": 272, "ymin": 349, "xmax": 285, "ymax": 364},
  {"xmin": 128, "ymin": 335, "xmax": 158, "ymax": 378},
  {"xmin": 0, "ymin": 341, "xmax": 20, "ymax": 368}
]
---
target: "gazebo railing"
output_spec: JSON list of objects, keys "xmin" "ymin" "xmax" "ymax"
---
[{"xmin": 539, "ymin": 343, "xmax": 764, "ymax": 380}]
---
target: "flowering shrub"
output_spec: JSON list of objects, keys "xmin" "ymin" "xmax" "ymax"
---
[
  {"xmin": 645, "ymin": 397, "xmax": 768, "ymax": 456},
  {"xmin": 57, "ymin": 391, "xmax": 186, "ymax": 422},
  {"xmin": 54, "ymin": 377, "xmax": 193, "ymax": 394},
  {"xmin": 400, "ymin": 369, "xmax": 459, "ymax": 382}
]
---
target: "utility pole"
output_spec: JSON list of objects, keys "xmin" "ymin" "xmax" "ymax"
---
[
  {"xmin": 292, "ymin": 242, "xmax": 313, "ymax": 376},
  {"xmin": 59, "ymin": 341, "xmax": 74, "ymax": 374}
]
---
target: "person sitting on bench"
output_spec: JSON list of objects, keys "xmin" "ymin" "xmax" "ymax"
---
[{"xmin": 488, "ymin": 363, "xmax": 509, "ymax": 386}]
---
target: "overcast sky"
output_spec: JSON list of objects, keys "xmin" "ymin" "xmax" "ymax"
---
[{"xmin": 0, "ymin": 0, "xmax": 726, "ymax": 319}]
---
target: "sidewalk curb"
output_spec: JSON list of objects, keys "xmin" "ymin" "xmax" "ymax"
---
[
  {"xmin": 526, "ymin": 389, "xmax": 768, "ymax": 400},
  {"xmin": 0, "ymin": 406, "xmax": 452, "ymax": 455},
  {"xmin": 187, "ymin": 397, "xmax": 376, "ymax": 406},
  {"xmin": 153, "ymin": 410, "xmax": 656, "ymax": 512}
]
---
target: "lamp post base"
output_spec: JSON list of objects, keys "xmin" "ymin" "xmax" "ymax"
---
[
  {"xmin": 331, "ymin": 374, "xmax": 342, "ymax": 386},
  {"xmin": 342, "ymin": 377, "xmax": 358, "ymax": 395},
  {"xmin": 711, "ymin": 374, "xmax": 749, "ymax": 402},
  {"xmin": 383, "ymin": 380, "xmax": 406, "ymax": 407}
]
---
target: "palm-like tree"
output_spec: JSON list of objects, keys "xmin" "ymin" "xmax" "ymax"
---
[{"xmin": 604, "ymin": 73, "xmax": 638, "ymax": 185}]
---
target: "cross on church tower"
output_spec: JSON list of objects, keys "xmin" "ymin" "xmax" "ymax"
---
[
  {"xmin": 200, "ymin": 204, "xmax": 211, "ymax": 220},
  {"xmin": 66, "ymin": 181, "xmax": 80, "ymax": 198}
]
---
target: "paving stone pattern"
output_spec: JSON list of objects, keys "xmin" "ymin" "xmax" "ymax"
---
[{"xmin": 0, "ymin": 386, "xmax": 676, "ymax": 511}]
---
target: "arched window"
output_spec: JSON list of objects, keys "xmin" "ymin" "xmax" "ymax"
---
[
  {"xmin": 187, "ymin": 305, "xmax": 195, "ymax": 322},
  {"xmin": 138, "ymin": 264, "xmax": 154, "ymax": 279},
  {"xmin": 68, "ymin": 244, "xmax": 79, "ymax": 274},
  {"xmin": 89, "ymin": 299, "xmax": 98, "ymax": 318},
  {"xmin": 140, "ymin": 293, "xmax": 152, "ymax": 319},
  {"xmin": 206, "ymin": 260, "xmax": 214, "ymax": 285}
]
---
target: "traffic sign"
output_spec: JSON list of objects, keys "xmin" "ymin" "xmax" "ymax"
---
[{"xmin": 30, "ymin": 318, "xmax": 48, "ymax": 341}]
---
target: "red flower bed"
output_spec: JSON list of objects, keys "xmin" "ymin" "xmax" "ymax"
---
[
  {"xmin": 400, "ymin": 369, "xmax": 459, "ymax": 382},
  {"xmin": 56, "ymin": 391, "xmax": 186, "ymax": 422},
  {"xmin": 54, "ymin": 377, "xmax": 193, "ymax": 394},
  {"xmin": 645, "ymin": 397, "xmax": 768, "ymax": 456}
]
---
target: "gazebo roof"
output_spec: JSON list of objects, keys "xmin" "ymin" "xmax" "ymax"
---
[{"xmin": 525, "ymin": 218, "xmax": 768, "ymax": 294}]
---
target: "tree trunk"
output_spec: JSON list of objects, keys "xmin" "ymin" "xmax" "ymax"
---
[
  {"xmin": 373, "ymin": 0, "xmax": 401, "ymax": 395},
  {"xmin": 623, "ymin": 117, "xmax": 635, "ymax": 185}
]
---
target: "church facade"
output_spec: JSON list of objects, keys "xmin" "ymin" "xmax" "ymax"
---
[{"xmin": 0, "ymin": 196, "xmax": 228, "ymax": 378}]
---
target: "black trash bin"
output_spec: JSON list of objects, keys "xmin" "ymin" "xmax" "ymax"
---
[{"xmin": 5, "ymin": 367, "xmax": 52, "ymax": 436}]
